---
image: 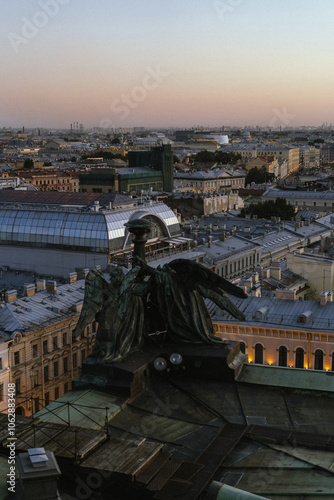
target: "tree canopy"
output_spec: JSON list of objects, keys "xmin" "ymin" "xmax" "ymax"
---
[
  {"xmin": 240, "ymin": 197, "xmax": 295, "ymax": 221},
  {"xmin": 245, "ymin": 166, "xmax": 275, "ymax": 186},
  {"xmin": 23, "ymin": 159, "xmax": 34, "ymax": 169},
  {"xmin": 189, "ymin": 150, "xmax": 241, "ymax": 164}
]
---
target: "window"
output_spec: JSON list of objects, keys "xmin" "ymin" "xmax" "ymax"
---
[
  {"xmin": 0, "ymin": 358, "xmax": 2, "ymax": 370},
  {"xmin": 72, "ymin": 353, "xmax": 77, "ymax": 369},
  {"xmin": 81, "ymin": 349, "xmax": 86, "ymax": 363},
  {"xmin": 332, "ymin": 353, "xmax": 334, "ymax": 371},
  {"xmin": 295, "ymin": 348, "xmax": 304, "ymax": 368},
  {"xmin": 14, "ymin": 352, "xmax": 20, "ymax": 366},
  {"xmin": 54, "ymin": 361, "xmax": 59, "ymax": 377},
  {"xmin": 15, "ymin": 378, "xmax": 21, "ymax": 394},
  {"xmin": 34, "ymin": 397, "xmax": 40, "ymax": 414},
  {"xmin": 45, "ymin": 392, "xmax": 49, "ymax": 406},
  {"xmin": 255, "ymin": 344, "xmax": 263, "ymax": 364},
  {"xmin": 43, "ymin": 340, "xmax": 48, "ymax": 355},
  {"xmin": 44, "ymin": 365, "xmax": 49, "ymax": 382},
  {"xmin": 62, "ymin": 332, "xmax": 67, "ymax": 346},
  {"xmin": 55, "ymin": 387, "xmax": 59, "ymax": 400},
  {"xmin": 314, "ymin": 349, "xmax": 323, "ymax": 370},
  {"xmin": 278, "ymin": 346, "xmax": 287, "ymax": 367},
  {"xmin": 0, "ymin": 383, "xmax": 3, "ymax": 402},
  {"xmin": 32, "ymin": 344, "xmax": 38, "ymax": 358},
  {"xmin": 53, "ymin": 337, "xmax": 58, "ymax": 351},
  {"xmin": 63, "ymin": 357, "xmax": 68, "ymax": 373},
  {"xmin": 64, "ymin": 382, "xmax": 69, "ymax": 393}
]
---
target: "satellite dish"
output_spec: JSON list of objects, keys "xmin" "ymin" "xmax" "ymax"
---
[
  {"xmin": 153, "ymin": 357, "xmax": 167, "ymax": 371},
  {"xmin": 169, "ymin": 353, "xmax": 183, "ymax": 365}
]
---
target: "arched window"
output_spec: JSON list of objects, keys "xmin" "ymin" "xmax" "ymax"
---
[
  {"xmin": 255, "ymin": 344, "xmax": 263, "ymax": 364},
  {"xmin": 15, "ymin": 406, "xmax": 25, "ymax": 416},
  {"xmin": 278, "ymin": 346, "xmax": 287, "ymax": 367},
  {"xmin": 295, "ymin": 348, "xmax": 304, "ymax": 368},
  {"xmin": 314, "ymin": 350, "xmax": 324, "ymax": 371},
  {"xmin": 239, "ymin": 342, "xmax": 246, "ymax": 354}
]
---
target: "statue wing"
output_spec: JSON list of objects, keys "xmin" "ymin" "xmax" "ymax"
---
[
  {"xmin": 72, "ymin": 269, "xmax": 110, "ymax": 338},
  {"xmin": 166, "ymin": 259, "xmax": 248, "ymax": 298},
  {"xmin": 197, "ymin": 284, "xmax": 245, "ymax": 321},
  {"xmin": 118, "ymin": 265, "xmax": 143, "ymax": 319},
  {"xmin": 166, "ymin": 259, "xmax": 247, "ymax": 321}
]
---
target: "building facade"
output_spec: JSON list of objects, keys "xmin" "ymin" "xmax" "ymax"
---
[
  {"xmin": 2, "ymin": 277, "xmax": 96, "ymax": 417},
  {"xmin": 174, "ymin": 169, "xmax": 245, "ymax": 192},
  {"xmin": 213, "ymin": 294, "xmax": 334, "ymax": 371}
]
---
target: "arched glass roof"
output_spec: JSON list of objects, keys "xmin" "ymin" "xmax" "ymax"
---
[{"xmin": 0, "ymin": 203, "xmax": 180, "ymax": 253}]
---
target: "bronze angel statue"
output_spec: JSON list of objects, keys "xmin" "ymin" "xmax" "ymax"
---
[{"xmin": 73, "ymin": 258, "xmax": 247, "ymax": 362}]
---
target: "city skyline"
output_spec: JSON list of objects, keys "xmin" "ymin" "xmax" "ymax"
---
[{"xmin": 2, "ymin": 0, "xmax": 334, "ymax": 129}]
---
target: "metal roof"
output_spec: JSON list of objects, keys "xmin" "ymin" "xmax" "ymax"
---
[
  {"xmin": 213, "ymin": 295, "xmax": 334, "ymax": 331},
  {"xmin": 0, "ymin": 202, "xmax": 180, "ymax": 253},
  {"xmin": 0, "ymin": 280, "xmax": 85, "ymax": 334},
  {"xmin": 264, "ymin": 189, "xmax": 334, "ymax": 200}
]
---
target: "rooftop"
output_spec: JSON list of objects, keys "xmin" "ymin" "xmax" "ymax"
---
[{"xmin": 213, "ymin": 295, "xmax": 334, "ymax": 331}]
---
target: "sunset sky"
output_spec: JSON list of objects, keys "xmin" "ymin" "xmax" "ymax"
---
[{"xmin": 2, "ymin": 0, "xmax": 334, "ymax": 129}]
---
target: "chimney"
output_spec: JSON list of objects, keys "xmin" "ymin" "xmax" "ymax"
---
[
  {"xmin": 271, "ymin": 260, "xmax": 280, "ymax": 268},
  {"xmin": 270, "ymin": 267, "xmax": 281, "ymax": 280},
  {"xmin": 67, "ymin": 272, "xmax": 77, "ymax": 284},
  {"xmin": 327, "ymin": 291, "xmax": 334, "ymax": 302},
  {"xmin": 255, "ymin": 266, "xmax": 263, "ymax": 277},
  {"xmin": 252, "ymin": 272, "xmax": 259, "ymax": 284},
  {"xmin": 24, "ymin": 284, "xmax": 36, "ymax": 297},
  {"xmin": 275, "ymin": 289, "xmax": 296, "ymax": 301},
  {"xmin": 242, "ymin": 278, "xmax": 253, "ymax": 289},
  {"xmin": 79, "ymin": 268, "xmax": 90, "ymax": 279},
  {"xmin": 251, "ymin": 285, "xmax": 261, "ymax": 297},
  {"xmin": 36, "ymin": 279, "xmax": 46, "ymax": 292},
  {"xmin": 262, "ymin": 268, "xmax": 270, "ymax": 279},
  {"xmin": 47, "ymin": 280, "xmax": 57, "ymax": 295},
  {"xmin": 5, "ymin": 290, "xmax": 17, "ymax": 303},
  {"xmin": 320, "ymin": 291, "xmax": 328, "ymax": 306},
  {"xmin": 16, "ymin": 449, "xmax": 61, "ymax": 500}
]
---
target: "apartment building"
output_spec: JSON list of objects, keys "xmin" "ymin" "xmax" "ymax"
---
[
  {"xmin": 1, "ymin": 275, "xmax": 96, "ymax": 416},
  {"xmin": 213, "ymin": 294, "xmax": 334, "ymax": 370}
]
